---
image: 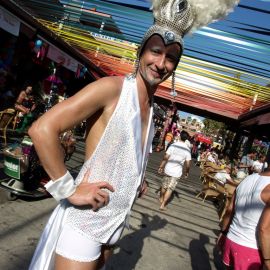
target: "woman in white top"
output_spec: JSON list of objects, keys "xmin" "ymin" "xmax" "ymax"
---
[{"xmin": 217, "ymin": 166, "xmax": 270, "ymax": 270}]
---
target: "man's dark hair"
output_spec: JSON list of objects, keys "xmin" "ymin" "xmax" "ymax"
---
[{"xmin": 180, "ymin": 131, "xmax": 189, "ymax": 142}]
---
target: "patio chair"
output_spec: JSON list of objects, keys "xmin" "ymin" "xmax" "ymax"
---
[
  {"xmin": 12, "ymin": 110, "xmax": 20, "ymax": 130},
  {"xmin": 196, "ymin": 173, "xmax": 226, "ymax": 202},
  {"xmin": 0, "ymin": 110, "xmax": 15, "ymax": 145},
  {"xmin": 200, "ymin": 161, "xmax": 224, "ymax": 182}
]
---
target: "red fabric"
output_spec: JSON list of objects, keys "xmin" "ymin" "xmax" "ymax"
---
[{"xmin": 223, "ymin": 237, "xmax": 262, "ymax": 270}]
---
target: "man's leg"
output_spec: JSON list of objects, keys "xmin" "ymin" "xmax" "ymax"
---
[
  {"xmin": 97, "ymin": 222, "xmax": 124, "ymax": 269},
  {"xmin": 97, "ymin": 245, "xmax": 114, "ymax": 270},
  {"xmin": 160, "ymin": 189, "xmax": 173, "ymax": 210},
  {"xmin": 159, "ymin": 186, "xmax": 166, "ymax": 203},
  {"xmin": 55, "ymin": 254, "xmax": 99, "ymax": 270},
  {"xmin": 160, "ymin": 176, "xmax": 178, "ymax": 210}
]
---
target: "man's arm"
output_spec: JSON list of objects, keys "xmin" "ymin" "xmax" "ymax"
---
[
  {"xmin": 217, "ymin": 192, "xmax": 235, "ymax": 248},
  {"xmin": 29, "ymin": 76, "xmax": 121, "ymax": 178},
  {"xmin": 220, "ymin": 192, "xmax": 235, "ymax": 231},
  {"xmin": 258, "ymin": 185, "xmax": 270, "ymax": 270},
  {"xmin": 158, "ymin": 153, "xmax": 170, "ymax": 174},
  {"xmin": 29, "ymin": 76, "xmax": 122, "ymax": 206},
  {"xmin": 183, "ymin": 160, "xmax": 191, "ymax": 178}
]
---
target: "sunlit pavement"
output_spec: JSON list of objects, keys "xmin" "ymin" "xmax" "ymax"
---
[{"xmin": 0, "ymin": 138, "xmax": 223, "ymax": 270}]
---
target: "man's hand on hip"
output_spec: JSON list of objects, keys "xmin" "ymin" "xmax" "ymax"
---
[{"xmin": 68, "ymin": 170, "xmax": 114, "ymax": 211}]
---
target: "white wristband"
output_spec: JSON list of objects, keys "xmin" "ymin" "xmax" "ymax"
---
[{"xmin": 45, "ymin": 171, "xmax": 76, "ymax": 201}]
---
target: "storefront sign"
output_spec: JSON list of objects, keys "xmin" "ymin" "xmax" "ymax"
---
[
  {"xmin": 47, "ymin": 45, "xmax": 79, "ymax": 72},
  {"xmin": 4, "ymin": 155, "xmax": 20, "ymax": 179},
  {"xmin": 0, "ymin": 7, "xmax": 21, "ymax": 36}
]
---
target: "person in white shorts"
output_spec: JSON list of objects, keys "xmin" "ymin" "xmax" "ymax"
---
[
  {"xmin": 158, "ymin": 130, "xmax": 191, "ymax": 210},
  {"xmin": 28, "ymin": 0, "xmax": 239, "ymax": 269}
]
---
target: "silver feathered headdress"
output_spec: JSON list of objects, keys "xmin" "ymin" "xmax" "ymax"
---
[{"xmin": 137, "ymin": 0, "xmax": 239, "ymax": 59}]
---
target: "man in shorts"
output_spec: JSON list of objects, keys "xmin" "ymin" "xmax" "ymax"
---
[
  {"xmin": 28, "ymin": 0, "xmax": 239, "ymax": 269},
  {"xmin": 158, "ymin": 130, "xmax": 191, "ymax": 210}
]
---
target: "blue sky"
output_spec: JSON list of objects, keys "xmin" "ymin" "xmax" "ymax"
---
[{"xmin": 178, "ymin": 111, "xmax": 205, "ymax": 122}]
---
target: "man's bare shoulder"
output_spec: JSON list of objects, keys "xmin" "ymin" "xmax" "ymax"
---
[
  {"xmin": 68, "ymin": 76, "xmax": 125, "ymax": 112},
  {"xmin": 85, "ymin": 76, "xmax": 124, "ymax": 98}
]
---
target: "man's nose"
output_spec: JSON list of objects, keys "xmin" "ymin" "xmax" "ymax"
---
[{"xmin": 155, "ymin": 56, "xmax": 166, "ymax": 71}]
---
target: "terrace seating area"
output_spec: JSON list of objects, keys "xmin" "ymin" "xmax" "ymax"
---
[{"xmin": 196, "ymin": 160, "xmax": 239, "ymax": 222}]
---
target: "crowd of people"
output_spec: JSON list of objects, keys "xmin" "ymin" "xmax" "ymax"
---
[
  {"xmin": 155, "ymin": 124, "xmax": 270, "ymax": 270},
  {"xmin": 199, "ymin": 147, "xmax": 268, "ymax": 181},
  {"xmin": 191, "ymin": 138, "xmax": 270, "ymax": 269}
]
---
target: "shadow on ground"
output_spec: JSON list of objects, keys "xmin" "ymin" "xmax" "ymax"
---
[{"xmin": 106, "ymin": 214, "xmax": 167, "ymax": 270}]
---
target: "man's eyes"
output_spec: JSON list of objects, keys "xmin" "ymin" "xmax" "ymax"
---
[
  {"xmin": 151, "ymin": 48, "xmax": 160, "ymax": 54},
  {"xmin": 150, "ymin": 49, "xmax": 177, "ymax": 62},
  {"xmin": 167, "ymin": 55, "xmax": 177, "ymax": 62}
]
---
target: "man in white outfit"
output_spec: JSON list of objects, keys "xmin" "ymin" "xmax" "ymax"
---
[
  {"xmin": 158, "ymin": 130, "xmax": 191, "ymax": 210},
  {"xmin": 28, "ymin": 0, "xmax": 239, "ymax": 269}
]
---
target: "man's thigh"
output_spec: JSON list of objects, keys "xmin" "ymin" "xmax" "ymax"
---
[
  {"xmin": 55, "ymin": 254, "xmax": 99, "ymax": 270},
  {"xmin": 55, "ymin": 224, "xmax": 102, "ymax": 265},
  {"xmin": 162, "ymin": 175, "xmax": 179, "ymax": 190},
  {"xmin": 55, "ymin": 243, "xmax": 114, "ymax": 270},
  {"xmin": 55, "ymin": 221, "xmax": 124, "ymax": 269}
]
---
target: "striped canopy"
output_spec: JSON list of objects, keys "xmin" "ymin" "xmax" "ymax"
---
[{"xmin": 13, "ymin": 0, "xmax": 270, "ymax": 120}]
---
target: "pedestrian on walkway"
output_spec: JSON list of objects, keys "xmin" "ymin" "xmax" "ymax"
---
[
  {"xmin": 158, "ymin": 130, "xmax": 191, "ymax": 211},
  {"xmin": 28, "ymin": 0, "xmax": 239, "ymax": 269},
  {"xmin": 164, "ymin": 131, "xmax": 174, "ymax": 151},
  {"xmin": 217, "ymin": 166, "xmax": 270, "ymax": 269}
]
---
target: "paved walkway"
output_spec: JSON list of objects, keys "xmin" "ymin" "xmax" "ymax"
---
[{"xmin": 0, "ymin": 139, "xmax": 223, "ymax": 269}]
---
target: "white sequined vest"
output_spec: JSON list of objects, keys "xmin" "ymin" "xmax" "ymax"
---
[{"xmin": 65, "ymin": 75, "xmax": 154, "ymax": 243}]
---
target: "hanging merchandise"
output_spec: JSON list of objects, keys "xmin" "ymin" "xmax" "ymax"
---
[
  {"xmin": 31, "ymin": 39, "xmax": 48, "ymax": 64},
  {"xmin": 43, "ymin": 62, "xmax": 63, "ymax": 94},
  {"xmin": 46, "ymin": 67, "xmax": 63, "ymax": 85},
  {"xmin": 75, "ymin": 64, "xmax": 88, "ymax": 79},
  {"xmin": 35, "ymin": 39, "xmax": 43, "ymax": 58},
  {"xmin": 75, "ymin": 64, "xmax": 83, "ymax": 78},
  {"xmin": 80, "ymin": 66, "xmax": 88, "ymax": 78},
  {"xmin": 39, "ymin": 44, "xmax": 48, "ymax": 60},
  {"xmin": 48, "ymin": 61, "xmax": 55, "ymax": 74}
]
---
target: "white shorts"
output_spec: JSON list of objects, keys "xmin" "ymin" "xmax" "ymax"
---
[{"xmin": 55, "ymin": 223, "xmax": 124, "ymax": 262}]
